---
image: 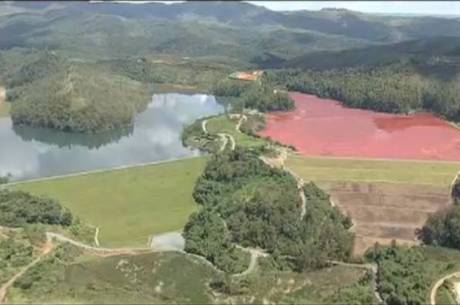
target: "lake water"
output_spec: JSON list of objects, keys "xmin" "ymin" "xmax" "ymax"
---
[
  {"xmin": 0, "ymin": 93, "xmax": 223, "ymax": 181},
  {"xmin": 260, "ymin": 92, "xmax": 460, "ymax": 161}
]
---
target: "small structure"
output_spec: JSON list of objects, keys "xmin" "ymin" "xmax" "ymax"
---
[{"xmin": 229, "ymin": 70, "xmax": 264, "ymax": 81}]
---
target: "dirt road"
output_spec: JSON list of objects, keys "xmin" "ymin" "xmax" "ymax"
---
[
  {"xmin": 0, "ymin": 237, "xmax": 54, "ymax": 304},
  {"xmin": 0, "ymin": 87, "xmax": 5, "ymax": 104},
  {"xmin": 430, "ymin": 271, "xmax": 460, "ymax": 305},
  {"xmin": 234, "ymin": 245, "xmax": 268, "ymax": 277},
  {"xmin": 328, "ymin": 260, "xmax": 383, "ymax": 303}
]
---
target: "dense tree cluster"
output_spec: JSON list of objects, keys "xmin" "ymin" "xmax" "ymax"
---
[
  {"xmin": 183, "ymin": 209, "xmax": 249, "ymax": 274},
  {"xmin": 10, "ymin": 66, "xmax": 151, "ymax": 133},
  {"xmin": 451, "ymin": 178, "xmax": 460, "ymax": 205},
  {"xmin": 212, "ymin": 78, "xmax": 294, "ymax": 112},
  {"xmin": 269, "ymin": 64, "xmax": 460, "ymax": 120},
  {"xmin": 0, "ymin": 233, "xmax": 35, "ymax": 285},
  {"xmin": 183, "ymin": 147, "xmax": 353, "ymax": 273},
  {"xmin": 368, "ymin": 245, "xmax": 430, "ymax": 305},
  {"xmin": 0, "ymin": 190, "xmax": 72, "ymax": 228},
  {"xmin": 419, "ymin": 180, "xmax": 460, "ymax": 249},
  {"xmin": 420, "ymin": 206, "xmax": 460, "ymax": 249}
]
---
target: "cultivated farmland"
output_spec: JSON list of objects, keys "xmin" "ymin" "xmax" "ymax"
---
[{"xmin": 286, "ymin": 155, "xmax": 459, "ymax": 255}]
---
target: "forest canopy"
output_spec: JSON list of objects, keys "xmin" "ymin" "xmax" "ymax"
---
[
  {"xmin": 183, "ymin": 147, "xmax": 353, "ymax": 273},
  {"xmin": 0, "ymin": 190, "xmax": 72, "ymax": 228},
  {"xmin": 268, "ymin": 63, "xmax": 460, "ymax": 121}
]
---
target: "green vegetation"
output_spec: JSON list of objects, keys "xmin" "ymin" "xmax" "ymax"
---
[
  {"xmin": 211, "ymin": 262, "xmax": 373, "ymax": 304},
  {"xmin": 212, "ymin": 77, "xmax": 294, "ymax": 112},
  {"xmin": 452, "ymin": 177, "xmax": 460, "ymax": 205},
  {"xmin": 7, "ymin": 250, "xmax": 216, "ymax": 304},
  {"xmin": 0, "ymin": 190, "xmax": 72, "ymax": 228},
  {"xmin": 366, "ymin": 245, "xmax": 460, "ymax": 305},
  {"xmin": 181, "ymin": 116, "xmax": 222, "ymax": 153},
  {"xmin": 104, "ymin": 57, "xmax": 231, "ymax": 93},
  {"xmin": 184, "ymin": 148, "xmax": 353, "ymax": 273},
  {"xmin": 271, "ymin": 62, "xmax": 460, "ymax": 120},
  {"xmin": 280, "ymin": 266, "xmax": 373, "ymax": 304},
  {"xmin": 0, "ymin": 228, "xmax": 38, "ymax": 286},
  {"xmin": 435, "ymin": 280, "xmax": 456, "ymax": 305},
  {"xmin": 182, "ymin": 113, "xmax": 270, "ymax": 154},
  {"xmin": 13, "ymin": 157, "xmax": 207, "ymax": 247},
  {"xmin": 206, "ymin": 115, "xmax": 266, "ymax": 148},
  {"xmin": 7, "ymin": 53, "xmax": 152, "ymax": 133},
  {"xmin": 0, "ymin": 101, "xmax": 10, "ymax": 117},
  {"xmin": 286, "ymin": 155, "xmax": 460, "ymax": 187},
  {"xmin": 183, "ymin": 209, "xmax": 250, "ymax": 274},
  {"xmin": 6, "ymin": 242, "xmax": 374, "ymax": 304},
  {"xmin": 0, "ymin": 174, "xmax": 10, "ymax": 184},
  {"xmin": 421, "ymin": 205, "xmax": 460, "ymax": 249}
]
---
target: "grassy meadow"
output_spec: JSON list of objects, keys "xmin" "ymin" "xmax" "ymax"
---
[
  {"xmin": 6, "ymin": 247, "xmax": 373, "ymax": 304},
  {"xmin": 12, "ymin": 157, "xmax": 207, "ymax": 247},
  {"xmin": 6, "ymin": 251, "xmax": 217, "ymax": 304},
  {"xmin": 206, "ymin": 115, "xmax": 266, "ymax": 148},
  {"xmin": 286, "ymin": 154, "xmax": 460, "ymax": 187}
]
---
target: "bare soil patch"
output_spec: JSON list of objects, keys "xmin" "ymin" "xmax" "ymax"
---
[
  {"xmin": 0, "ymin": 87, "xmax": 5, "ymax": 104},
  {"xmin": 317, "ymin": 181, "xmax": 451, "ymax": 256}
]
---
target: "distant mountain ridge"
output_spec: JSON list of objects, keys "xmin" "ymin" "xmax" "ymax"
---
[
  {"xmin": 278, "ymin": 36, "xmax": 460, "ymax": 71},
  {"xmin": 1, "ymin": 1, "xmax": 460, "ymax": 70}
]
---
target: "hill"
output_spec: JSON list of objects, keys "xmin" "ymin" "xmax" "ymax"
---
[
  {"xmin": 2, "ymin": 2, "xmax": 460, "ymax": 66},
  {"xmin": 278, "ymin": 36, "xmax": 460, "ymax": 71},
  {"xmin": 4, "ymin": 52, "xmax": 151, "ymax": 133}
]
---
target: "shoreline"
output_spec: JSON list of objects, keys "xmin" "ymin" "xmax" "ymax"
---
[{"xmin": 2, "ymin": 155, "xmax": 205, "ymax": 187}]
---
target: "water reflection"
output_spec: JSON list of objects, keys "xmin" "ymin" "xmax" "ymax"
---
[
  {"xmin": 13, "ymin": 125, "xmax": 134, "ymax": 150},
  {"xmin": 0, "ymin": 93, "xmax": 223, "ymax": 180}
]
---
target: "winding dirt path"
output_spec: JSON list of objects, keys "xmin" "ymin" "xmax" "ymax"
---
[
  {"xmin": 328, "ymin": 260, "xmax": 383, "ymax": 303},
  {"xmin": 45, "ymin": 232, "xmax": 151, "ymax": 256},
  {"xmin": 430, "ymin": 271, "xmax": 460, "ymax": 305},
  {"xmin": 201, "ymin": 119, "xmax": 208, "ymax": 134},
  {"xmin": 233, "ymin": 245, "xmax": 269, "ymax": 277},
  {"xmin": 94, "ymin": 227, "xmax": 100, "ymax": 247},
  {"xmin": 0, "ymin": 237, "xmax": 54, "ymax": 304},
  {"xmin": 217, "ymin": 133, "xmax": 229, "ymax": 152},
  {"xmin": 234, "ymin": 114, "xmax": 247, "ymax": 132}
]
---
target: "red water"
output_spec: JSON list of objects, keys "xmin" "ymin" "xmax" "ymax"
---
[{"xmin": 259, "ymin": 92, "xmax": 460, "ymax": 161}]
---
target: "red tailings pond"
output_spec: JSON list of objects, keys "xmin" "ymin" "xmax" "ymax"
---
[{"xmin": 259, "ymin": 93, "xmax": 460, "ymax": 161}]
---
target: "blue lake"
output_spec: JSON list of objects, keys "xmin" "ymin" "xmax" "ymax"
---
[{"xmin": 0, "ymin": 93, "xmax": 223, "ymax": 180}]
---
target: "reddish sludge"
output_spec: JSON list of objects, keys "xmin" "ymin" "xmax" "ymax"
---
[{"xmin": 258, "ymin": 92, "xmax": 460, "ymax": 161}]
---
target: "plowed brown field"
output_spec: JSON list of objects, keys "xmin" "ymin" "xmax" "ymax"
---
[{"xmin": 318, "ymin": 181, "xmax": 451, "ymax": 256}]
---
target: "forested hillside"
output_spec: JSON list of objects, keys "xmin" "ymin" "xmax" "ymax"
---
[
  {"xmin": 2, "ymin": 2, "xmax": 460, "ymax": 65},
  {"xmin": 3, "ymin": 52, "xmax": 151, "ymax": 133},
  {"xmin": 268, "ymin": 60, "xmax": 460, "ymax": 120},
  {"xmin": 1, "ymin": 2, "xmax": 460, "ymax": 132},
  {"xmin": 183, "ymin": 148, "xmax": 353, "ymax": 273},
  {"xmin": 277, "ymin": 36, "xmax": 460, "ymax": 70}
]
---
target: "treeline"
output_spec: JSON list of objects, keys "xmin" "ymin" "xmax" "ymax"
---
[
  {"xmin": 102, "ymin": 57, "xmax": 231, "ymax": 93},
  {"xmin": 268, "ymin": 63, "xmax": 460, "ymax": 120},
  {"xmin": 0, "ymin": 190, "xmax": 72, "ymax": 228},
  {"xmin": 419, "ymin": 178, "xmax": 460, "ymax": 249},
  {"xmin": 183, "ymin": 147, "xmax": 353, "ymax": 273},
  {"xmin": 212, "ymin": 78, "xmax": 294, "ymax": 112}
]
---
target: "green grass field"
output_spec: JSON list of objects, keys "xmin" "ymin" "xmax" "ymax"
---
[
  {"xmin": 7, "ymin": 251, "xmax": 216, "ymax": 304},
  {"xmin": 286, "ymin": 155, "xmax": 460, "ymax": 187},
  {"xmin": 7, "ymin": 247, "xmax": 372, "ymax": 304},
  {"xmin": 13, "ymin": 157, "xmax": 207, "ymax": 247},
  {"xmin": 0, "ymin": 101, "xmax": 10, "ymax": 117},
  {"xmin": 206, "ymin": 115, "xmax": 266, "ymax": 148}
]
